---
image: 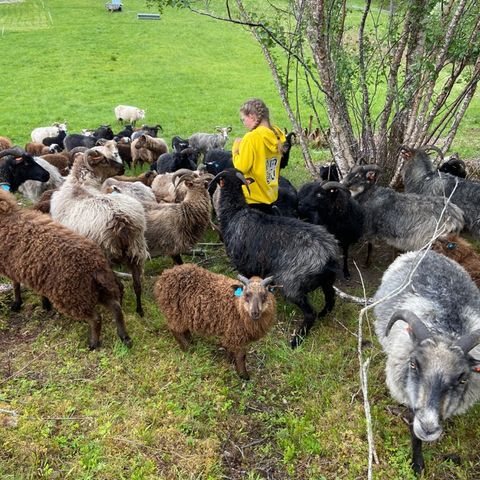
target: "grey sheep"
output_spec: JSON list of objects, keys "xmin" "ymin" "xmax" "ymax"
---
[
  {"xmin": 401, "ymin": 145, "xmax": 480, "ymax": 239},
  {"xmin": 0, "ymin": 189, "xmax": 131, "ymax": 349},
  {"xmin": 373, "ymin": 250, "xmax": 480, "ymax": 475},
  {"xmin": 342, "ymin": 164, "xmax": 464, "ymax": 265},
  {"xmin": 154, "ymin": 263, "xmax": 277, "ymax": 379},
  {"xmin": 188, "ymin": 127, "xmax": 232, "ymax": 156}
]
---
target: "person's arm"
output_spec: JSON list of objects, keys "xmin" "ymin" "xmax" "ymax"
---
[{"xmin": 233, "ymin": 136, "xmax": 255, "ymax": 174}]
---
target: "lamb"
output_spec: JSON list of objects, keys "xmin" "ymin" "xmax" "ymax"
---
[
  {"xmin": 50, "ymin": 141, "xmax": 149, "ymax": 316},
  {"xmin": 188, "ymin": 127, "xmax": 232, "ymax": 156},
  {"xmin": 154, "ymin": 263, "xmax": 277, "ymax": 379},
  {"xmin": 155, "ymin": 147, "xmax": 200, "ymax": 174},
  {"xmin": 210, "ymin": 168, "xmax": 339, "ymax": 348},
  {"xmin": 18, "ymin": 156, "xmax": 65, "ymax": 202},
  {"xmin": 41, "ymin": 153, "xmax": 71, "ymax": 176},
  {"xmin": 131, "ymin": 124, "xmax": 163, "ymax": 141},
  {"xmin": 145, "ymin": 171, "xmax": 212, "ymax": 265},
  {"xmin": 131, "ymin": 134, "xmax": 168, "ymax": 169},
  {"xmin": 25, "ymin": 142, "xmax": 60, "ymax": 156},
  {"xmin": 42, "ymin": 129, "xmax": 67, "ymax": 148},
  {"xmin": 63, "ymin": 126, "xmax": 114, "ymax": 152},
  {"xmin": 341, "ymin": 164, "xmax": 465, "ymax": 263},
  {"xmin": 298, "ymin": 181, "xmax": 364, "ymax": 279},
  {"xmin": 432, "ymin": 233, "xmax": 480, "ymax": 288},
  {"xmin": 114, "ymin": 105, "xmax": 145, "ymax": 126},
  {"xmin": 373, "ymin": 250, "xmax": 480, "ymax": 475},
  {"xmin": 279, "ymin": 131, "xmax": 296, "ymax": 169},
  {"xmin": 401, "ymin": 146, "xmax": 480, "ymax": 240},
  {"xmin": 0, "ymin": 189, "xmax": 131, "ymax": 349},
  {"xmin": 272, "ymin": 175, "xmax": 298, "ymax": 218},
  {"xmin": 113, "ymin": 170, "xmax": 157, "ymax": 187},
  {"xmin": 31, "ymin": 122, "xmax": 67, "ymax": 144},
  {"xmin": 0, "ymin": 147, "xmax": 50, "ymax": 192}
]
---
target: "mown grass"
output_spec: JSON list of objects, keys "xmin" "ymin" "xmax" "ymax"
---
[{"xmin": 1, "ymin": 1, "xmax": 480, "ymax": 479}]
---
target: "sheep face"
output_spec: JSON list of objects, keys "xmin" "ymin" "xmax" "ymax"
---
[
  {"xmin": 233, "ymin": 276, "xmax": 275, "ymax": 321},
  {"xmin": 342, "ymin": 165, "xmax": 380, "ymax": 196},
  {"xmin": 402, "ymin": 338, "xmax": 477, "ymax": 442}
]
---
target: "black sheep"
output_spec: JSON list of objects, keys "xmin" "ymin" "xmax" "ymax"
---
[
  {"xmin": 298, "ymin": 181, "xmax": 364, "ymax": 279},
  {"xmin": 155, "ymin": 147, "xmax": 200, "ymax": 174},
  {"xmin": 209, "ymin": 168, "xmax": 338, "ymax": 348},
  {"xmin": 203, "ymin": 149, "xmax": 233, "ymax": 176},
  {"xmin": 273, "ymin": 176, "xmax": 298, "ymax": 217}
]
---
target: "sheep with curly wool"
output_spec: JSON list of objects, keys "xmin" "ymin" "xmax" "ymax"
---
[
  {"xmin": 145, "ymin": 171, "xmax": 212, "ymax": 265},
  {"xmin": 0, "ymin": 189, "xmax": 131, "ymax": 349},
  {"xmin": 210, "ymin": 168, "xmax": 339, "ymax": 348},
  {"xmin": 154, "ymin": 263, "xmax": 277, "ymax": 379},
  {"xmin": 50, "ymin": 141, "xmax": 149, "ymax": 316}
]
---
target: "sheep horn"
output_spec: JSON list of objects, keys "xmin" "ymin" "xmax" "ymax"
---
[
  {"xmin": 260, "ymin": 276, "xmax": 274, "ymax": 287},
  {"xmin": 386, "ymin": 309, "xmax": 432, "ymax": 343},
  {"xmin": 421, "ymin": 144, "xmax": 444, "ymax": 161},
  {"xmin": 234, "ymin": 170, "xmax": 251, "ymax": 194},
  {"xmin": 174, "ymin": 173, "xmax": 195, "ymax": 189},
  {"xmin": 455, "ymin": 329, "xmax": 480, "ymax": 354},
  {"xmin": 0, "ymin": 147, "xmax": 26, "ymax": 158},
  {"xmin": 237, "ymin": 274, "xmax": 250, "ymax": 285},
  {"xmin": 171, "ymin": 169, "xmax": 195, "ymax": 185},
  {"xmin": 321, "ymin": 181, "xmax": 349, "ymax": 192}
]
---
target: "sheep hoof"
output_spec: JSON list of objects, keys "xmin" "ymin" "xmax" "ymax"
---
[
  {"xmin": 122, "ymin": 336, "xmax": 133, "ymax": 348},
  {"xmin": 88, "ymin": 340, "xmax": 101, "ymax": 350},
  {"xmin": 290, "ymin": 333, "xmax": 304, "ymax": 349},
  {"xmin": 238, "ymin": 372, "xmax": 250, "ymax": 381},
  {"xmin": 10, "ymin": 301, "xmax": 22, "ymax": 312}
]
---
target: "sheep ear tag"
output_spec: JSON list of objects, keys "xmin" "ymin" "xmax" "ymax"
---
[
  {"xmin": 0, "ymin": 183, "xmax": 10, "ymax": 191},
  {"xmin": 232, "ymin": 286, "xmax": 243, "ymax": 297}
]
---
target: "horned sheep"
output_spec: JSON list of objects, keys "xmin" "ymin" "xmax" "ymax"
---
[
  {"xmin": 373, "ymin": 250, "xmax": 480, "ymax": 475},
  {"xmin": 50, "ymin": 141, "xmax": 149, "ymax": 316},
  {"xmin": 0, "ymin": 189, "xmax": 131, "ymax": 349},
  {"xmin": 188, "ymin": 127, "xmax": 232, "ymax": 156},
  {"xmin": 154, "ymin": 263, "xmax": 277, "ymax": 379}
]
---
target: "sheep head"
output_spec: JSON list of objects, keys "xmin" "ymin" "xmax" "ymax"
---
[
  {"xmin": 232, "ymin": 275, "xmax": 276, "ymax": 321},
  {"xmin": 86, "ymin": 144, "xmax": 124, "ymax": 180},
  {"xmin": 341, "ymin": 164, "xmax": 381, "ymax": 196}
]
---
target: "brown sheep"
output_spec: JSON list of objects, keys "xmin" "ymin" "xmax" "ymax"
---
[
  {"xmin": 432, "ymin": 234, "xmax": 480, "ymax": 288},
  {"xmin": 25, "ymin": 142, "xmax": 51, "ymax": 156},
  {"xmin": 131, "ymin": 134, "xmax": 168, "ymax": 169},
  {"xmin": 41, "ymin": 153, "xmax": 70, "ymax": 176},
  {"xmin": 0, "ymin": 189, "xmax": 131, "ymax": 349},
  {"xmin": 154, "ymin": 263, "xmax": 277, "ymax": 379},
  {"xmin": 113, "ymin": 170, "xmax": 157, "ymax": 186},
  {"xmin": 0, "ymin": 136, "xmax": 13, "ymax": 151}
]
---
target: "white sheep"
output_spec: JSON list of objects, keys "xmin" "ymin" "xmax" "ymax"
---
[
  {"xmin": 50, "ymin": 141, "xmax": 149, "ymax": 316},
  {"xmin": 154, "ymin": 263, "xmax": 277, "ymax": 379},
  {"xmin": 31, "ymin": 122, "xmax": 67, "ymax": 143},
  {"xmin": 114, "ymin": 105, "xmax": 145, "ymax": 126}
]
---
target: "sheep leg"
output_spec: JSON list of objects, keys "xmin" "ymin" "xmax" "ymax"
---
[
  {"xmin": 171, "ymin": 254, "xmax": 183, "ymax": 265},
  {"xmin": 42, "ymin": 296, "xmax": 52, "ymax": 311},
  {"xmin": 87, "ymin": 311, "xmax": 102, "ymax": 350},
  {"xmin": 171, "ymin": 330, "xmax": 191, "ymax": 351},
  {"xmin": 128, "ymin": 261, "xmax": 144, "ymax": 317},
  {"xmin": 10, "ymin": 282, "xmax": 22, "ymax": 312},
  {"xmin": 410, "ymin": 422, "xmax": 425, "ymax": 476},
  {"xmin": 109, "ymin": 299, "xmax": 132, "ymax": 348},
  {"xmin": 364, "ymin": 241, "xmax": 373, "ymax": 268},
  {"xmin": 289, "ymin": 296, "xmax": 316, "ymax": 349},
  {"xmin": 318, "ymin": 275, "xmax": 336, "ymax": 317},
  {"xmin": 342, "ymin": 244, "xmax": 351, "ymax": 279},
  {"xmin": 232, "ymin": 349, "xmax": 249, "ymax": 380}
]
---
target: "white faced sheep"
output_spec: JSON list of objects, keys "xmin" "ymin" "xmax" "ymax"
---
[
  {"xmin": 154, "ymin": 263, "xmax": 277, "ymax": 379},
  {"xmin": 373, "ymin": 250, "xmax": 480, "ymax": 475},
  {"xmin": 114, "ymin": 105, "xmax": 145, "ymax": 126},
  {"xmin": 0, "ymin": 189, "xmax": 131, "ymax": 349},
  {"xmin": 50, "ymin": 141, "xmax": 149, "ymax": 316},
  {"xmin": 145, "ymin": 170, "xmax": 213, "ymax": 265}
]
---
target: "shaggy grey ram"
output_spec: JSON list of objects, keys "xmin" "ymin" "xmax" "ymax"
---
[{"xmin": 373, "ymin": 250, "xmax": 480, "ymax": 475}]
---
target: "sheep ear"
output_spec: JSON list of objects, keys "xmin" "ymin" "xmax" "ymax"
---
[
  {"xmin": 86, "ymin": 151, "xmax": 105, "ymax": 165},
  {"xmin": 227, "ymin": 126, "xmax": 232, "ymax": 132},
  {"xmin": 246, "ymin": 177, "xmax": 255, "ymax": 185},
  {"xmin": 366, "ymin": 171, "xmax": 378, "ymax": 182}
]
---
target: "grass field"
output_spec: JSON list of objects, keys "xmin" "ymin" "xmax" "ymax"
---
[{"xmin": 1, "ymin": 1, "xmax": 480, "ymax": 479}]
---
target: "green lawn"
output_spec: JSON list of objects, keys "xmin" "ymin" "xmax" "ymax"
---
[{"xmin": 0, "ymin": 1, "xmax": 480, "ymax": 479}]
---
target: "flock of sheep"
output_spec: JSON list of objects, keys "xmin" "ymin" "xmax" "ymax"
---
[{"xmin": 1, "ymin": 112, "xmax": 480, "ymax": 475}]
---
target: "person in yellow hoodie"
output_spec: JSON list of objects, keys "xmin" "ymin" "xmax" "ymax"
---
[{"xmin": 232, "ymin": 98, "xmax": 286, "ymax": 214}]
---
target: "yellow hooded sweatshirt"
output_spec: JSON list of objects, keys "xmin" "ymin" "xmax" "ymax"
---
[{"xmin": 232, "ymin": 125, "xmax": 286, "ymax": 205}]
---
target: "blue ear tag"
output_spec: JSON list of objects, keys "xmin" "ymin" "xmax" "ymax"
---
[
  {"xmin": 234, "ymin": 287, "xmax": 243, "ymax": 297},
  {"xmin": 447, "ymin": 242, "xmax": 457, "ymax": 250},
  {"xmin": 0, "ymin": 183, "xmax": 10, "ymax": 191}
]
